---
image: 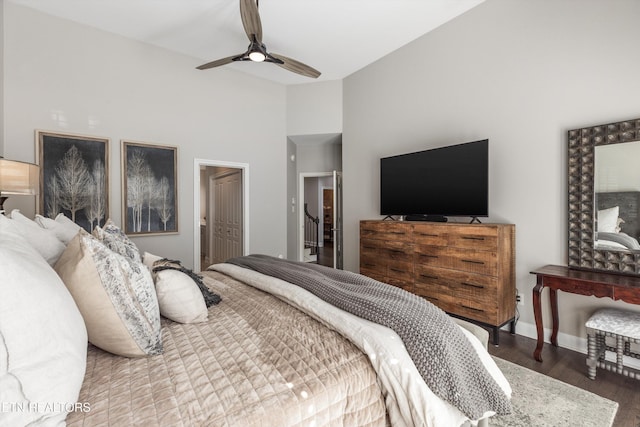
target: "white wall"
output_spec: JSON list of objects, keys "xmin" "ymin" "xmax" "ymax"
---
[
  {"xmin": 287, "ymin": 80, "xmax": 342, "ymax": 136},
  {"xmin": 343, "ymin": 0, "xmax": 640, "ymax": 345},
  {"xmin": 3, "ymin": 3, "xmax": 288, "ymax": 267}
]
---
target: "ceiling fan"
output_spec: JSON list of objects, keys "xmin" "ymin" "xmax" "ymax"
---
[{"xmin": 196, "ymin": 0, "xmax": 321, "ymax": 79}]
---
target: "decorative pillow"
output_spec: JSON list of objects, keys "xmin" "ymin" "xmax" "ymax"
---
[
  {"xmin": 597, "ymin": 206, "xmax": 619, "ymax": 233},
  {"xmin": 0, "ymin": 214, "xmax": 87, "ymax": 426},
  {"xmin": 92, "ymin": 219, "xmax": 141, "ymax": 262},
  {"xmin": 35, "ymin": 213, "xmax": 82, "ymax": 244},
  {"xmin": 154, "ymin": 269, "xmax": 209, "ymax": 324},
  {"xmin": 55, "ymin": 230, "xmax": 162, "ymax": 357},
  {"xmin": 143, "ymin": 251, "xmax": 163, "ymax": 271},
  {"xmin": 153, "ymin": 258, "xmax": 222, "ymax": 308},
  {"xmin": 143, "ymin": 253, "xmax": 216, "ymax": 324},
  {"xmin": 9, "ymin": 209, "xmax": 66, "ymax": 265}
]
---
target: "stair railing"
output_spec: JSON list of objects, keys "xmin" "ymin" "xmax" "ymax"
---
[{"xmin": 304, "ymin": 203, "xmax": 319, "ymax": 257}]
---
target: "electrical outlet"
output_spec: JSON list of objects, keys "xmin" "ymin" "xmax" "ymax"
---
[{"xmin": 516, "ymin": 294, "xmax": 524, "ymax": 306}]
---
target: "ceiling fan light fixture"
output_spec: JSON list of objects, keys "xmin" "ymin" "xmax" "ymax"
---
[{"xmin": 248, "ymin": 50, "xmax": 266, "ymax": 62}]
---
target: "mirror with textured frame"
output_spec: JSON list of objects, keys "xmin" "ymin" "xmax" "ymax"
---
[{"xmin": 568, "ymin": 117, "xmax": 640, "ymax": 275}]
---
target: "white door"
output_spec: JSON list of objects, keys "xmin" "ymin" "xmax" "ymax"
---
[
  {"xmin": 209, "ymin": 170, "xmax": 243, "ymax": 264},
  {"xmin": 333, "ymin": 171, "xmax": 343, "ymax": 269}
]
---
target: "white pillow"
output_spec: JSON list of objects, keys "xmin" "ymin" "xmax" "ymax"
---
[
  {"xmin": 143, "ymin": 251, "xmax": 163, "ymax": 271},
  {"xmin": 143, "ymin": 253, "xmax": 208, "ymax": 324},
  {"xmin": 597, "ymin": 206, "xmax": 620, "ymax": 233},
  {"xmin": 9, "ymin": 209, "xmax": 66, "ymax": 265},
  {"xmin": 155, "ymin": 270, "xmax": 209, "ymax": 323},
  {"xmin": 55, "ymin": 230, "xmax": 162, "ymax": 357},
  {"xmin": 0, "ymin": 213, "xmax": 88, "ymax": 426},
  {"xmin": 35, "ymin": 213, "xmax": 81, "ymax": 244}
]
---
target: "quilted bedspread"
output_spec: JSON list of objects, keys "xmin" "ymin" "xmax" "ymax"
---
[
  {"xmin": 211, "ymin": 263, "xmax": 511, "ymax": 427},
  {"xmin": 66, "ymin": 270, "xmax": 387, "ymax": 427}
]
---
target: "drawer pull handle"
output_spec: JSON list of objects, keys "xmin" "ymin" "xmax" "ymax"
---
[
  {"xmin": 462, "ymin": 259, "xmax": 485, "ymax": 265},
  {"xmin": 421, "ymin": 254, "xmax": 439, "ymax": 259},
  {"xmin": 363, "ymin": 263, "xmax": 376, "ymax": 268},
  {"xmin": 461, "ymin": 305, "xmax": 484, "ymax": 312},
  {"xmin": 390, "ymin": 249, "xmax": 405, "ymax": 254},
  {"xmin": 390, "ymin": 231, "xmax": 406, "ymax": 235},
  {"xmin": 461, "ymin": 282, "xmax": 484, "ymax": 289},
  {"xmin": 417, "ymin": 233, "xmax": 439, "ymax": 237},
  {"xmin": 420, "ymin": 274, "xmax": 438, "ymax": 280},
  {"xmin": 462, "ymin": 236, "xmax": 485, "ymax": 241},
  {"xmin": 363, "ymin": 246, "xmax": 377, "ymax": 250},
  {"xmin": 390, "ymin": 268, "xmax": 405, "ymax": 273}
]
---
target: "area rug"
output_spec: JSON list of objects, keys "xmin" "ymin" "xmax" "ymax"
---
[{"xmin": 490, "ymin": 357, "xmax": 618, "ymax": 427}]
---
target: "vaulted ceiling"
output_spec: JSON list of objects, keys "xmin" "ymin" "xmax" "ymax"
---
[{"xmin": 9, "ymin": 0, "xmax": 485, "ymax": 85}]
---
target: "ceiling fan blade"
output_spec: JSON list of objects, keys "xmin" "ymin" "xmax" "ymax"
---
[
  {"xmin": 270, "ymin": 53, "xmax": 321, "ymax": 79},
  {"xmin": 240, "ymin": 0, "xmax": 263, "ymax": 43},
  {"xmin": 196, "ymin": 54, "xmax": 242, "ymax": 70}
]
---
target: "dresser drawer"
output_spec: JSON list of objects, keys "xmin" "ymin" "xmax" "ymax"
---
[
  {"xmin": 413, "ymin": 279, "xmax": 450, "ymax": 300},
  {"xmin": 415, "ymin": 265, "xmax": 498, "ymax": 300},
  {"xmin": 361, "ymin": 241, "xmax": 413, "ymax": 263},
  {"xmin": 421, "ymin": 294, "xmax": 453, "ymax": 312},
  {"xmin": 361, "ymin": 221, "xmax": 414, "ymax": 242},
  {"xmin": 385, "ymin": 276, "xmax": 414, "ymax": 293},
  {"xmin": 413, "ymin": 225, "xmax": 448, "ymax": 246},
  {"xmin": 386, "ymin": 260, "xmax": 414, "ymax": 282},
  {"xmin": 446, "ymin": 226, "xmax": 499, "ymax": 251},
  {"xmin": 360, "ymin": 269, "xmax": 414, "ymax": 293},
  {"xmin": 360, "ymin": 255, "xmax": 386, "ymax": 275},
  {"xmin": 450, "ymin": 298, "xmax": 498, "ymax": 323},
  {"xmin": 415, "ymin": 246, "xmax": 498, "ymax": 276},
  {"xmin": 359, "ymin": 267, "xmax": 386, "ymax": 283}
]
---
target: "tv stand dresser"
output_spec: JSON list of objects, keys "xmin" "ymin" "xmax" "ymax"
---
[{"xmin": 359, "ymin": 220, "xmax": 516, "ymax": 345}]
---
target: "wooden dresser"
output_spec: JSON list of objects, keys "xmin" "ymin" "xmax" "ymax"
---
[{"xmin": 360, "ymin": 220, "xmax": 516, "ymax": 344}]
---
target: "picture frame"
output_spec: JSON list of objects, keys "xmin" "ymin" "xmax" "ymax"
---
[
  {"xmin": 36, "ymin": 130, "xmax": 110, "ymax": 232},
  {"xmin": 122, "ymin": 140, "xmax": 178, "ymax": 235}
]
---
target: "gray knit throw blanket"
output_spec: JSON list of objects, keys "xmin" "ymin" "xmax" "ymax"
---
[{"xmin": 227, "ymin": 254, "xmax": 511, "ymax": 420}]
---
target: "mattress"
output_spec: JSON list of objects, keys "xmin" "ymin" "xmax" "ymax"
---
[{"xmin": 66, "ymin": 270, "xmax": 387, "ymax": 427}]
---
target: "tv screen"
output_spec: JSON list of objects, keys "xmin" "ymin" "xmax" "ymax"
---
[{"xmin": 380, "ymin": 139, "xmax": 488, "ymax": 218}]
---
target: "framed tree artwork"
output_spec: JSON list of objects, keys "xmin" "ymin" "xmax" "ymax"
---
[
  {"xmin": 122, "ymin": 140, "xmax": 178, "ymax": 235},
  {"xmin": 36, "ymin": 130, "xmax": 110, "ymax": 232}
]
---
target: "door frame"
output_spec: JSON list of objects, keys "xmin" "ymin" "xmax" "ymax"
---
[
  {"xmin": 193, "ymin": 158, "xmax": 250, "ymax": 272},
  {"xmin": 298, "ymin": 172, "xmax": 333, "ymax": 263}
]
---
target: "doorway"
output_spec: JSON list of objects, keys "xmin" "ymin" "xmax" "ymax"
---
[
  {"xmin": 298, "ymin": 171, "xmax": 343, "ymax": 269},
  {"xmin": 193, "ymin": 159, "xmax": 249, "ymax": 272}
]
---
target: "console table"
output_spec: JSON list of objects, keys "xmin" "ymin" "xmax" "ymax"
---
[{"xmin": 531, "ymin": 265, "xmax": 640, "ymax": 362}]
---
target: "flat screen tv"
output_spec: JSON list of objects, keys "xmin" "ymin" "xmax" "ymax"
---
[{"xmin": 380, "ymin": 139, "xmax": 488, "ymax": 220}]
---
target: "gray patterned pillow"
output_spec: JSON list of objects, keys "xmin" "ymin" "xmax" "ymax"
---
[
  {"xmin": 92, "ymin": 219, "xmax": 141, "ymax": 263},
  {"xmin": 55, "ymin": 230, "xmax": 162, "ymax": 357}
]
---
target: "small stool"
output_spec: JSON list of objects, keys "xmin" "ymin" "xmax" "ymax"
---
[{"xmin": 585, "ymin": 308, "xmax": 640, "ymax": 380}]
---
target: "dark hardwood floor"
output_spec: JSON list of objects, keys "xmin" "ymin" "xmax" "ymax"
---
[
  {"xmin": 316, "ymin": 241, "xmax": 334, "ymax": 267},
  {"xmin": 489, "ymin": 330, "xmax": 640, "ymax": 427}
]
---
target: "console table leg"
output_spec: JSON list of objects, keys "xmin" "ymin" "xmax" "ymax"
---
[
  {"xmin": 533, "ymin": 280, "xmax": 544, "ymax": 362},
  {"xmin": 493, "ymin": 326, "xmax": 500, "ymax": 346},
  {"xmin": 510, "ymin": 319, "xmax": 516, "ymax": 335},
  {"xmin": 550, "ymin": 288, "xmax": 559, "ymax": 347}
]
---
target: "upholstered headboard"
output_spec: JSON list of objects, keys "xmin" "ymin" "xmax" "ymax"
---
[{"xmin": 596, "ymin": 191, "xmax": 640, "ymax": 239}]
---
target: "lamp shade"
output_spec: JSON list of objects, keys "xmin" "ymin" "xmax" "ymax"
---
[{"xmin": 0, "ymin": 158, "xmax": 40, "ymax": 195}]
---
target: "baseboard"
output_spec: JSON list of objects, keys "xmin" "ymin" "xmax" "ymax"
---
[{"xmin": 511, "ymin": 321, "xmax": 640, "ymax": 370}]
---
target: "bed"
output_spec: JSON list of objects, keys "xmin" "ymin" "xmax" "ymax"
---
[{"xmin": 0, "ymin": 212, "xmax": 511, "ymax": 427}]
